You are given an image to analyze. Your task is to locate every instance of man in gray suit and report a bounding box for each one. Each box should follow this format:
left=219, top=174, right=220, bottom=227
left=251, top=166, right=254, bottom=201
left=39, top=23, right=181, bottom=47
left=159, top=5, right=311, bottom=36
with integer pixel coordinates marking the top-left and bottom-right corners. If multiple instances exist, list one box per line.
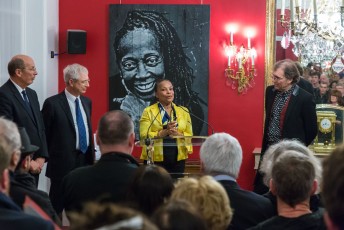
left=42, top=63, right=94, bottom=214
left=0, top=55, right=48, bottom=184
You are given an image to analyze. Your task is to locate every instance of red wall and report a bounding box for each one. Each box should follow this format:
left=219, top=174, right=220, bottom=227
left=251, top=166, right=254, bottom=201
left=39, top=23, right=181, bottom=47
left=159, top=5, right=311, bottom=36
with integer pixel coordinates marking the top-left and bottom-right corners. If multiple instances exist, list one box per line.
left=59, top=0, right=267, bottom=190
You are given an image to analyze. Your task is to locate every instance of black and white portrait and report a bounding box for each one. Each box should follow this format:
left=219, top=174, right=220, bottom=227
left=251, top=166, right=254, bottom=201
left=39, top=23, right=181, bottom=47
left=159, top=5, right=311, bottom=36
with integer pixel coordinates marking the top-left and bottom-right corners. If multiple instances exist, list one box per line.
left=109, top=5, right=210, bottom=138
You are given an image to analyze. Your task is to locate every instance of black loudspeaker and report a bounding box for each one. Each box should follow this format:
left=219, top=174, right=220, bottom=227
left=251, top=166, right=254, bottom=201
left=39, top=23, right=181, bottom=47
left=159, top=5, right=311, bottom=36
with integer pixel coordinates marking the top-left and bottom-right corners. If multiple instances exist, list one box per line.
left=67, top=30, right=87, bottom=54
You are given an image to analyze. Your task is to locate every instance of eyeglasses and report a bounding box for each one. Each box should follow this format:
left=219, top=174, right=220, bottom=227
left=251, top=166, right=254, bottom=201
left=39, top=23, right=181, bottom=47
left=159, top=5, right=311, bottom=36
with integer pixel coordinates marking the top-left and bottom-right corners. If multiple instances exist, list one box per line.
left=271, top=74, right=285, bottom=81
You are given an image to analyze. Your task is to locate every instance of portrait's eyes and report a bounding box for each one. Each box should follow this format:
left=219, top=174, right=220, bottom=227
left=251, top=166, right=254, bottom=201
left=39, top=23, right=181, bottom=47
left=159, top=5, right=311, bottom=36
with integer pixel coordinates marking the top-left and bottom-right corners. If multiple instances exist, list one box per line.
left=144, top=55, right=162, bottom=67
left=121, top=60, right=137, bottom=71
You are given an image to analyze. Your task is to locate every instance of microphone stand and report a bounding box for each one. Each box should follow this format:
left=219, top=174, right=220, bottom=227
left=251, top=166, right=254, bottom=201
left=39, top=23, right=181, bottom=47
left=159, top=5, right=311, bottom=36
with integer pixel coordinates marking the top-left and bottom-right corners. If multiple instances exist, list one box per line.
left=176, top=105, right=215, bottom=134
left=144, top=105, right=162, bottom=165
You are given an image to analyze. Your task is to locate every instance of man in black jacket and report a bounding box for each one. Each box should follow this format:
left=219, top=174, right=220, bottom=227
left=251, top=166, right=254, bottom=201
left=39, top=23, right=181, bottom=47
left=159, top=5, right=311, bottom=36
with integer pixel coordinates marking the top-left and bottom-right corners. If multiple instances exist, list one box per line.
left=61, top=110, right=139, bottom=213
left=200, top=132, right=275, bottom=230
left=254, top=59, right=318, bottom=194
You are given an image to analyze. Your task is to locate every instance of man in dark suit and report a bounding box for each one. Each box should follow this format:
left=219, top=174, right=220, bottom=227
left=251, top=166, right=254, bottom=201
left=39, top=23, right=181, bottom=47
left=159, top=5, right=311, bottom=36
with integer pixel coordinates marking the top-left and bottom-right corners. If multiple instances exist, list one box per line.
left=0, top=55, right=48, bottom=184
left=0, top=117, right=54, bottom=229
left=254, top=59, right=318, bottom=194
left=61, top=110, right=139, bottom=213
left=200, top=132, right=275, bottom=230
left=41, top=63, right=94, bottom=214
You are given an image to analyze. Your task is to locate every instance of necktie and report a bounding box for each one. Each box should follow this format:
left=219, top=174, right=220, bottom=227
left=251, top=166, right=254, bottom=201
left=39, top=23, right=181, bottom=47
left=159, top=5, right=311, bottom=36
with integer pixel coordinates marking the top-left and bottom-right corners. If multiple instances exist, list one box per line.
left=75, top=98, right=87, bottom=153
left=21, top=90, right=30, bottom=108
left=21, top=90, right=33, bottom=117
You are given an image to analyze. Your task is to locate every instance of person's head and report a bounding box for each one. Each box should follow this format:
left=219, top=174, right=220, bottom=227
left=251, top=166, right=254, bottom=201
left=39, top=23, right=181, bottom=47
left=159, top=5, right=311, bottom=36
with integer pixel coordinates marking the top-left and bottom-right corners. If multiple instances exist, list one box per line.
left=335, top=83, right=344, bottom=96
left=309, top=70, right=321, bottom=87
left=126, top=165, right=174, bottom=216
left=69, top=202, right=158, bottom=230
left=272, top=59, right=300, bottom=92
left=63, top=63, right=90, bottom=97
left=260, top=139, right=322, bottom=193
left=322, top=145, right=344, bottom=229
left=329, top=89, right=343, bottom=105
left=294, top=61, right=304, bottom=77
left=270, top=150, right=317, bottom=208
left=152, top=199, right=207, bottom=230
left=113, top=10, right=195, bottom=105
left=200, top=132, right=242, bottom=178
left=96, top=110, right=135, bottom=154
left=319, top=82, right=329, bottom=96
left=0, top=118, right=21, bottom=195
left=15, top=127, right=39, bottom=173
left=329, top=80, right=338, bottom=90
left=7, top=54, right=38, bottom=88
left=154, top=79, right=174, bottom=106
left=170, top=176, right=232, bottom=230
left=320, top=73, right=330, bottom=85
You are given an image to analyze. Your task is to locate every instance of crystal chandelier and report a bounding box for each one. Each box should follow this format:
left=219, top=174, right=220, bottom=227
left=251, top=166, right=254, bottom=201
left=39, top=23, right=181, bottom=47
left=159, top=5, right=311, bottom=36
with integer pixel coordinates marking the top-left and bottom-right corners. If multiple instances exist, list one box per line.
left=278, top=0, right=344, bottom=70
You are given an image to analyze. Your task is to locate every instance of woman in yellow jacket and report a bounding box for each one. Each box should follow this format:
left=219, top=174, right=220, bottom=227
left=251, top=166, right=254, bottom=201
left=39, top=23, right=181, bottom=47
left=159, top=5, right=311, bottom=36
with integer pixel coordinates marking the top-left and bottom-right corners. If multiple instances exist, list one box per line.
left=140, top=79, right=193, bottom=176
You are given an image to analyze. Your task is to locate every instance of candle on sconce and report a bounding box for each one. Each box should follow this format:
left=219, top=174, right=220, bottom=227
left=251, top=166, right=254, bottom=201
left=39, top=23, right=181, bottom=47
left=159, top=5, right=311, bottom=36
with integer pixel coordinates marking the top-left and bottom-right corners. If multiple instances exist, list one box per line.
left=313, top=0, right=317, bottom=16
left=228, top=53, right=231, bottom=67
left=290, top=0, right=295, bottom=21
left=281, top=0, right=285, bottom=15
left=295, top=0, right=300, bottom=7
left=248, top=36, right=251, bottom=49
left=230, top=31, right=234, bottom=45
left=251, top=48, right=256, bottom=66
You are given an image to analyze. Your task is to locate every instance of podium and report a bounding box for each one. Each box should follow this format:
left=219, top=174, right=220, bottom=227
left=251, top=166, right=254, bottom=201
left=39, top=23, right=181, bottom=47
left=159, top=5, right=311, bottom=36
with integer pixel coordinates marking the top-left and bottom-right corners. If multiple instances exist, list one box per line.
left=135, top=136, right=208, bottom=165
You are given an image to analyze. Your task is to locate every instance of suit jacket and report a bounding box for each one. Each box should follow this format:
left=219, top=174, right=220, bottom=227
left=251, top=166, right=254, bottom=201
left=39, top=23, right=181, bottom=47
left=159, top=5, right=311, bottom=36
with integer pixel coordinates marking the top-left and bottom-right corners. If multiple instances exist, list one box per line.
left=0, top=80, right=48, bottom=159
left=42, top=91, right=94, bottom=180
left=0, top=192, right=54, bottom=230
left=61, top=152, right=139, bottom=212
left=219, top=180, right=275, bottom=230
left=297, top=77, right=314, bottom=96
left=139, top=102, right=193, bottom=162
left=9, top=172, right=60, bottom=224
left=262, top=85, right=318, bottom=153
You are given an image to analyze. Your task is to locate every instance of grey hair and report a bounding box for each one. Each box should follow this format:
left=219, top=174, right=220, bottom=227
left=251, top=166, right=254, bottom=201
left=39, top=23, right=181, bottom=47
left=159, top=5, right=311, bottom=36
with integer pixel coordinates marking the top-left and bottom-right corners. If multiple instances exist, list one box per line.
left=0, top=117, right=21, bottom=176
left=63, top=63, right=88, bottom=84
left=200, top=132, right=242, bottom=178
left=260, top=139, right=322, bottom=193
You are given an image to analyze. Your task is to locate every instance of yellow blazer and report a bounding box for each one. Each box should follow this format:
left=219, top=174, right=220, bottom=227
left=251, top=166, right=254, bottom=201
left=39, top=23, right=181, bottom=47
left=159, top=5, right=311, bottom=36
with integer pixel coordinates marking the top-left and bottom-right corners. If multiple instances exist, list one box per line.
left=140, top=102, right=193, bottom=162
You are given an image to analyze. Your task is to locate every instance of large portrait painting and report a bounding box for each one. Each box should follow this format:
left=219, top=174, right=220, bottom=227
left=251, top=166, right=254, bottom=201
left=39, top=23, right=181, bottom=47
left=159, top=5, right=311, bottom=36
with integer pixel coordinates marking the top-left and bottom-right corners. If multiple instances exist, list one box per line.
left=109, top=5, right=210, bottom=139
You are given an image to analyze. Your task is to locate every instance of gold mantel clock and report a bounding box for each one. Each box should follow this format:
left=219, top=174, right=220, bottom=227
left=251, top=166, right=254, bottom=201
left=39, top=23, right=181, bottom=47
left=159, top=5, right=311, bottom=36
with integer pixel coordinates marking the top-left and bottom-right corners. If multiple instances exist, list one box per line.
left=313, top=111, right=337, bottom=153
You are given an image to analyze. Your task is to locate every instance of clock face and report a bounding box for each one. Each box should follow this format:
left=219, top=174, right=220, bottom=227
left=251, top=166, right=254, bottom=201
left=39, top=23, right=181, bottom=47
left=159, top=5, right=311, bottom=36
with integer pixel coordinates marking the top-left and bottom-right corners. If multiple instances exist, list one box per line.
left=320, top=118, right=332, bottom=130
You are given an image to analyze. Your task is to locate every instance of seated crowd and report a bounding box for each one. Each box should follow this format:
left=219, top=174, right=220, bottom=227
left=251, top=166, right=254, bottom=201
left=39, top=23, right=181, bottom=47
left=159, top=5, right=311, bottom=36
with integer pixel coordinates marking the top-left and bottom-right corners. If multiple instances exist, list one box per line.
left=1, top=109, right=344, bottom=230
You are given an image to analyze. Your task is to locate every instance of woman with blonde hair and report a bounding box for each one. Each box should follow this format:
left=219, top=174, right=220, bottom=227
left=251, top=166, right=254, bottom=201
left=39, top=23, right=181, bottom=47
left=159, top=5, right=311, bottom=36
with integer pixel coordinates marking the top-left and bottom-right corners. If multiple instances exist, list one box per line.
left=170, top=176, right=233, bottom=230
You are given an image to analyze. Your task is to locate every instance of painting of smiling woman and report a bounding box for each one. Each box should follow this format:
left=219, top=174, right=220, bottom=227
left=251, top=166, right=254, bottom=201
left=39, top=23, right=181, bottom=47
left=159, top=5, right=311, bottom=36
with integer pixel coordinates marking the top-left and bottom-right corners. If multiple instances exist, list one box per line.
left=109, top=5, right=210, bottom=139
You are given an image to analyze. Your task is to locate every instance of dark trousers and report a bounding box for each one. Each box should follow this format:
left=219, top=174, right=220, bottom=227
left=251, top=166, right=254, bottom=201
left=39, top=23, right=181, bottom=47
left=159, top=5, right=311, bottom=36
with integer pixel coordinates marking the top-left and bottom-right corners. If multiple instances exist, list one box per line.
left=49, top=178, right=63, bottom=214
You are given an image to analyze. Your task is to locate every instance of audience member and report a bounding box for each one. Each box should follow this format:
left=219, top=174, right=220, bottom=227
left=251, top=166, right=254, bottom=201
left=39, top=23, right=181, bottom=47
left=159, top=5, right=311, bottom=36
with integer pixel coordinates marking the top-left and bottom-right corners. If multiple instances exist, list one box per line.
left=249, top=151, right=326, bottom=230
left=61, top=110, right=139, bottom=213
left=314, top=82, right=329, bottom=104
left=0, top=55, right=48, bottom=185
left=42, top=63, right=94, bottom=214
left=295, top=61, right=314, bottom=95
left=309, top=70, right=321, bottom=90
left=322, top=145, right=344, bottom=229
left=126, top=165, right=174, bottom=216
left=329, top=89, right=344, bottom=106
left=320, top=73, right=330, bottom=85
left=200, top=132, right=274, bottom=230
left=152, top=199, right=207, bottom=230
left=335, top=83, right=344, bottom=99
left=0, top=117, right=54, bottom=229
left=254, top=59, right=317, bottom=194
left=259, top=139, right=323, bottom=213
left=10, top=127, right=60, bottom=225
left=69, top=202, right=158, bottom=230
left=329, top=80, right=337, bottom=90
left=170, top=175, right=233, bottom=230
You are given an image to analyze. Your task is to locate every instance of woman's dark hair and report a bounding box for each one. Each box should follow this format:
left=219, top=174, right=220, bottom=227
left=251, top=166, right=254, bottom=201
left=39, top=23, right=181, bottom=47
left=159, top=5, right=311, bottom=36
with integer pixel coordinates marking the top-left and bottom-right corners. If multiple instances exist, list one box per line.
left=329, top=89, right=344, bottom=106
left=126, top=165, right=174, bottom=216
left=113, top=10, right=197, bottom=107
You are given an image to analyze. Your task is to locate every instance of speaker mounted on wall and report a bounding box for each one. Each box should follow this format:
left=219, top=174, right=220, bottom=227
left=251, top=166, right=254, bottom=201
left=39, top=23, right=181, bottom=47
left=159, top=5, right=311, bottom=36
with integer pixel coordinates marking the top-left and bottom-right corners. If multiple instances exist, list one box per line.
left=67, top=29, right=87, bottom=54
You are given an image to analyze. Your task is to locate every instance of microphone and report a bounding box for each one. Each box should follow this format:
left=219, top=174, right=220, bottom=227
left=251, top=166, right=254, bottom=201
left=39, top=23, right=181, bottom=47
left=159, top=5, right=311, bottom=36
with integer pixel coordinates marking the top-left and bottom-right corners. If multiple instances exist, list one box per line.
left=144, top=104, right=162, bottom=146
left=176, top=104, right=215, bottom=135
